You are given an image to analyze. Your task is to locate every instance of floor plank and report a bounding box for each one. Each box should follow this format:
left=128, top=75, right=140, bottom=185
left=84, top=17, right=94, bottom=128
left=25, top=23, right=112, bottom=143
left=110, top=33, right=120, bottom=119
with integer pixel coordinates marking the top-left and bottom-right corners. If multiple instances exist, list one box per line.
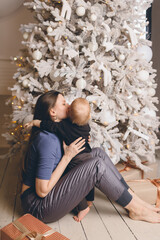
left=113, top=202, right=160, bottom=240
left=58, top=213, right=87, bottom=240
left=81, top=204, right=112, bottom=240
left=93, top=189, right=137, bottom=240
left=0, top=152, right=21, bottom=228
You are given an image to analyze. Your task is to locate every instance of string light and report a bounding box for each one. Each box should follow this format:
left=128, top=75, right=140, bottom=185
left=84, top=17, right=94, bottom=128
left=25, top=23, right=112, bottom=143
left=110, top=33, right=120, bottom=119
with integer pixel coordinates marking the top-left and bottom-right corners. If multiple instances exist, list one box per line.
left=12, top=121, right=17, bottom=124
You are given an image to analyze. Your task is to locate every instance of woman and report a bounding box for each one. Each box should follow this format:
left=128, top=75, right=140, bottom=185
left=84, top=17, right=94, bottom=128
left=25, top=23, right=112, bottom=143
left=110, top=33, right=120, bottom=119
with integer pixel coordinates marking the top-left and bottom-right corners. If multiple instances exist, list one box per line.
left=21, top=90, right=160, bottom=223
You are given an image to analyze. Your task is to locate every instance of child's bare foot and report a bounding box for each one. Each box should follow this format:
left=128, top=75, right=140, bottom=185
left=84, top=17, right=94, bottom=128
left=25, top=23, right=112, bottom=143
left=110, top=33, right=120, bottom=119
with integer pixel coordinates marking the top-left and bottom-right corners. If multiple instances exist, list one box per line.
left=87, top=201, right=93, bottom=207
left=128, top=189, right=160, bottom=212
left=73, top=207, right=90, bottom=222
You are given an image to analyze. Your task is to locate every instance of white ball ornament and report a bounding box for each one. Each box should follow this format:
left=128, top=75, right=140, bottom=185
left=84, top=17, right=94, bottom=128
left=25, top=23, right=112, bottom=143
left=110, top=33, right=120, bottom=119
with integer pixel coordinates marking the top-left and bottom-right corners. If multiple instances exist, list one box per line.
left=90, top=13, right=97, bottom=21
left=32, top=50, right=42, bottom=61
left=22, top=79, right=30, bottom=88
left=118, top=54, right=125, bottom=61
left=100, top=110, right=116, bottom=124
left=137, top=45, right=153, bottom=62
left=76, top=78, right=87, bottom=89
left=147, top=88, right=156, bottom=96
left=141, top=107, right=156, bottom=117
left=136, top=88, right=143, bottom=95
left=137, top=70, right=149, bottom=81
left=23, top=114, right=34, bottom=126
left=76, top=6, right=85, bottom=16
left=23, top=32, right=29, bottom=40
left=88, top=42, right=98, bottom=52
left=47, top=26, right=53, bottom=34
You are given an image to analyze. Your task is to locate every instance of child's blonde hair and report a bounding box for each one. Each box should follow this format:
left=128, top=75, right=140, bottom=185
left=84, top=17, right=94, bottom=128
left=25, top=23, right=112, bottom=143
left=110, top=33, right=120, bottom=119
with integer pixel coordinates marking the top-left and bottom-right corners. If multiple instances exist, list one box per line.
left=68, top=98, right=91, bottom=126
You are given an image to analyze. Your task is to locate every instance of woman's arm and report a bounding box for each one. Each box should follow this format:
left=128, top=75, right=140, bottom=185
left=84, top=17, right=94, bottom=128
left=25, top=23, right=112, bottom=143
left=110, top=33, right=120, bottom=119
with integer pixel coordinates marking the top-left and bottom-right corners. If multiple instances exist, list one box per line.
left=35, top=137, right=85, bottom=198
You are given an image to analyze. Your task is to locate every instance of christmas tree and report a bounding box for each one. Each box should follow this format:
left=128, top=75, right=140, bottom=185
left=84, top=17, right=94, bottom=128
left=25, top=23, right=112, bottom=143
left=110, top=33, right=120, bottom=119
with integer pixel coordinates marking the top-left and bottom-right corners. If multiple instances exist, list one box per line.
left=3, top=0, right=159, bottom=171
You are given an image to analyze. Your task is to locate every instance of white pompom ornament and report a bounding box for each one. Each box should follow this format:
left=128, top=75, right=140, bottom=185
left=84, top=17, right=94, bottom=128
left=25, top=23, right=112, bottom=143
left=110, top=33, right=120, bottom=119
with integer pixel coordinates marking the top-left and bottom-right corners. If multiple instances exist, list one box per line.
left=76, top=6, right=85, bottom=16
left=118, top=54, right=125, bottom=61
left=100, top=110, right=116, bottom=125
left=88, top=42, right=98, bottom=52
left=22, top=79, right=30, bottom=88
left=23, top=32, right=29, bottom=40
left=23, top=114, right=34, bottom=125
left=47, top=26, right=53, bottom=34
left=137, top=70, right=149, bottom=81
left=32, top=50, right=42, bottom=61
left=76, top=78, right=86, bottom=89
left=90, top=13, right=97, bottom=21
left=137, top=45, right=153, bottom=62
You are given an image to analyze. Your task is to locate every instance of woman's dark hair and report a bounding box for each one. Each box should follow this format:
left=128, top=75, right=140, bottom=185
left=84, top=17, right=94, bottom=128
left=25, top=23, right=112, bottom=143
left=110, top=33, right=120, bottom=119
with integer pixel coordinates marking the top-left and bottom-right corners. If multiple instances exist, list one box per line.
left=19, top=90, right=61, bottom=193
left=31, top=90, right=60, bottom=140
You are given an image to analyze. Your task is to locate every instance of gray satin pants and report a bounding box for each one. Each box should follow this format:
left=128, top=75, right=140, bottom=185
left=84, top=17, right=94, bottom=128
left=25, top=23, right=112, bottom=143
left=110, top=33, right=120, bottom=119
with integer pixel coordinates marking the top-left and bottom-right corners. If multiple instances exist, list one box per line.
left=21, top=147, right=132, bottom=223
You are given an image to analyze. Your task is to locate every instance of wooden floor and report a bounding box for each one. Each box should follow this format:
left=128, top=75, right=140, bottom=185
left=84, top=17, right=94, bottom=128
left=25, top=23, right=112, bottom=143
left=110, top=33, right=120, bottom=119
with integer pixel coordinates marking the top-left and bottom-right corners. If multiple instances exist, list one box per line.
left=0, top=148, right=160, bottom=240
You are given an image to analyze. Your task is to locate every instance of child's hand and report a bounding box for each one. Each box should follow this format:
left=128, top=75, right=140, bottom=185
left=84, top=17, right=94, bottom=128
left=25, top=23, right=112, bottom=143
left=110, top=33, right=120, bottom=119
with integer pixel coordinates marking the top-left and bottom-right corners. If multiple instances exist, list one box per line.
left=24, top=120, right=34, bottom=129
left=24, top=119, right=41, bottom=129
left=88, top=135, right=91, bottom=143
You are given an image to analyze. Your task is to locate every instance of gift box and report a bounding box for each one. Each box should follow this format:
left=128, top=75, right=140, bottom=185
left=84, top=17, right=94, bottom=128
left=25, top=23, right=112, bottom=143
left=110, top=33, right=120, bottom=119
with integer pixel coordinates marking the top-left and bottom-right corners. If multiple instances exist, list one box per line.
left=0, top=214, right=70, bottom=240
left=116, top=161, right=158, bottom=181
left=127, top=179, right=160, bottom=207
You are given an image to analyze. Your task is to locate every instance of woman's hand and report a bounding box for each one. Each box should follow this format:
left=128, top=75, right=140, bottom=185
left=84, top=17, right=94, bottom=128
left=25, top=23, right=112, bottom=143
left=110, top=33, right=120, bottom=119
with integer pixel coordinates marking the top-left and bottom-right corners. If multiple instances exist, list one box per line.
left=63, top=137, right=85, bottom=162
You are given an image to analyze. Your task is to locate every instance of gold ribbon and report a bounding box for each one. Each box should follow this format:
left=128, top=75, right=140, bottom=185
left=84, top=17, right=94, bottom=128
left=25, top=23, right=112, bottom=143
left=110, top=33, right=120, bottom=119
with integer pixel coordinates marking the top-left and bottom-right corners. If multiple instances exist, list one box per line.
left=118, top=160, right=148, bottom=179
left=150, top=179, right=160, bottom=208
left=128, top=178, right=160, bottom=208
left=13, top=219, right=55, bottom=240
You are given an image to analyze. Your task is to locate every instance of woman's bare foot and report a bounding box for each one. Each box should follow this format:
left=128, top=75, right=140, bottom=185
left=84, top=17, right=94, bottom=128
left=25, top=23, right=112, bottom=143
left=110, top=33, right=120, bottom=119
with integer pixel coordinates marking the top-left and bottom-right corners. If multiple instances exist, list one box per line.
left=73, top=207, right=90, bottom=222
left=125, top=197, right=160, bottom=223
left=128, top=188, right=160, bottom=212
left=87, top=201, right=93, bottom=207
left=129, top=206, right=160, bottom=223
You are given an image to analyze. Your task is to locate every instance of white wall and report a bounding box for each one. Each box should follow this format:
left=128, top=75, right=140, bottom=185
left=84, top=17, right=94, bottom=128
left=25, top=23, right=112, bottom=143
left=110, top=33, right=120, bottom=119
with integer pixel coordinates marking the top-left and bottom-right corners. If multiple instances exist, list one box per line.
left=152, top=0, right=160, bottom=115
left=0, top=4, right=34, bottom=94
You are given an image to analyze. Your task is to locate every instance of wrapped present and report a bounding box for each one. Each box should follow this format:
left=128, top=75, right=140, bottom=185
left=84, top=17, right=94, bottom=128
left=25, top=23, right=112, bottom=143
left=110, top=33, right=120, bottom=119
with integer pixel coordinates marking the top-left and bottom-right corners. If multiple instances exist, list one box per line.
left=127, top=179, right=160, bottom=207
left=0, top=214, right=70, bottom=240
left=116, top=161, right=158, bottom=181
